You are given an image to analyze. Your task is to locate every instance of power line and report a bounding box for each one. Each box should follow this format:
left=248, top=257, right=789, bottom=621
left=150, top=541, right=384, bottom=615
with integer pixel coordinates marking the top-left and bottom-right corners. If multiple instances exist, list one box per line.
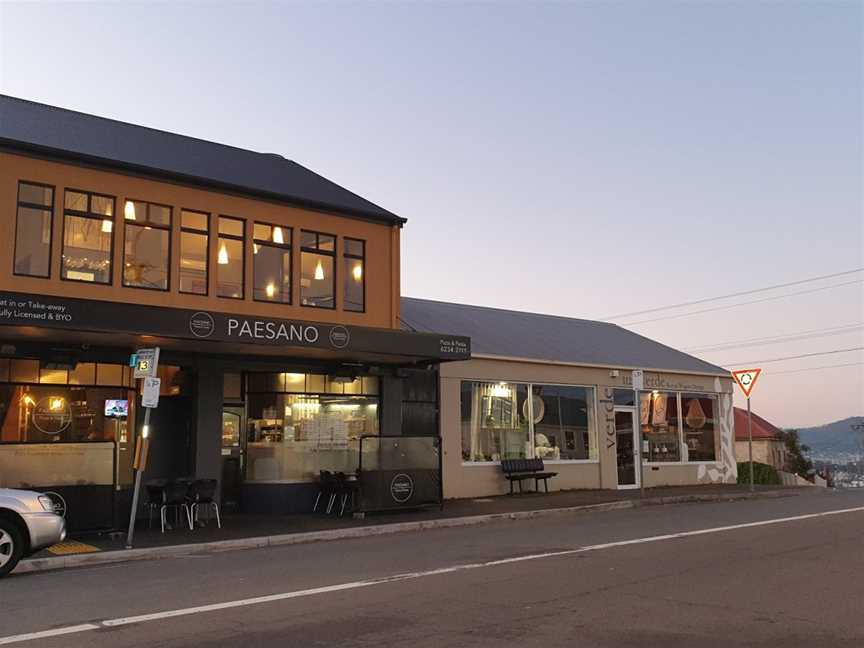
left=767, top=362, right=864, bottom=376
left=601, top=267, right=863, bottom=321
left=686, top=323, right=864, bottom=353
left=618, top=279, right=864, bottom=326
left=724, top=346, right=864, bottom=367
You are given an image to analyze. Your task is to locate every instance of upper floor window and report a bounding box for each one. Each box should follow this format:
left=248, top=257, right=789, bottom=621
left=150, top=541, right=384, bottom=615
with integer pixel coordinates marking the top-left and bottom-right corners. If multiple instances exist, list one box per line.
left=343, top=238, right=365, bottom=312
left=179, top=209, right=209, bottom=295
left=217, top=216, right=245, bottom=299
left=253, top=222, right=292, bottom=303
left=62, top=190, right=114, bottom=284
left=300, top=230, right=335, bottom=309
left=14, top=182, right=54, bottom=278
left=122, top=200, right=171, bottom=291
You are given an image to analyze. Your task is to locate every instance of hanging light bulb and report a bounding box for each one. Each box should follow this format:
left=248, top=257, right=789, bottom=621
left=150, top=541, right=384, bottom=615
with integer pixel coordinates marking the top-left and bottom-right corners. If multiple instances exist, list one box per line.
left=101, top=219, right=113, bottom=233
left=273, top=227, right=284, bottom=244
left=218, top=243, right=229, bottom=265
left=253, top=243, right=259, bottom=255
left=314, top=259, right=324, bottom=280
left=265, top=282, right=275, bottom=298
left=352, top=262, right=362, bottom=282
left=124, top=201, right=136, bottom=220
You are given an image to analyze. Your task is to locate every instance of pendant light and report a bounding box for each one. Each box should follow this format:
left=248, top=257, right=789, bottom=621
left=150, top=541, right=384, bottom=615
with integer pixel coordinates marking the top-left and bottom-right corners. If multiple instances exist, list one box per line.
left=314, top=259, right=324, bottom=280
left=218, top=243, right=229, bottom=265
left=101, top=219, right=113, bottom=233
left=273, top=227, right=284, bottom=244
left=265, top=282, right=275, bottom=298
left=352, top=262, right=362, bottom=281
left=124, top=201, right=136, bottom=220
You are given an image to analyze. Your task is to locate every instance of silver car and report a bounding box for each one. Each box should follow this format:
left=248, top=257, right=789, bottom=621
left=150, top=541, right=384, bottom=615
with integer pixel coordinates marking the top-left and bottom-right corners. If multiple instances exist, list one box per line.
left=0, top=488, right=67, bottom=577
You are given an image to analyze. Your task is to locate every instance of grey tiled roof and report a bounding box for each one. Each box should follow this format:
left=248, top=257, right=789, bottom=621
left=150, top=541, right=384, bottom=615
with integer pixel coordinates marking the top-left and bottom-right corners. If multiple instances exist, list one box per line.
left=400, top=297, right=729, bottom=376
left=0, top=95, right=403, bottom=225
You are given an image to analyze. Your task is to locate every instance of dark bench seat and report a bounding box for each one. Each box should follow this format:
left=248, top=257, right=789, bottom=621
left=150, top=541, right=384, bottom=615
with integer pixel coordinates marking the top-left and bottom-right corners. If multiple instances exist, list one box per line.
left=500, top=458, right=558, bottom=494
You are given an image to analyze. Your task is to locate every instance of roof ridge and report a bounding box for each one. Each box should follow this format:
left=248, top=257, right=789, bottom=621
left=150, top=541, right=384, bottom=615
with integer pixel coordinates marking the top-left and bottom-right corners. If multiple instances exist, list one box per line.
left=0, top=94, right=290, bottom=163
left=401, top=295, right=611, bottom=326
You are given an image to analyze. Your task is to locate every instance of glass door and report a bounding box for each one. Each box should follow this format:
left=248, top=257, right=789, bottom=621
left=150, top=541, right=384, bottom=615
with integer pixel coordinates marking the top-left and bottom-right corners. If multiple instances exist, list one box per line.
left=221, top=407, right=244, bottom=508
left=614, top=409, right=640, bottom=489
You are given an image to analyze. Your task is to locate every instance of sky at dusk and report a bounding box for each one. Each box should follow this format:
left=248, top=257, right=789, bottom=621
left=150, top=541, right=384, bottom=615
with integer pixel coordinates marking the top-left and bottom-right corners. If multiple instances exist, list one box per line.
left=1, top=1, right=861, bottom=428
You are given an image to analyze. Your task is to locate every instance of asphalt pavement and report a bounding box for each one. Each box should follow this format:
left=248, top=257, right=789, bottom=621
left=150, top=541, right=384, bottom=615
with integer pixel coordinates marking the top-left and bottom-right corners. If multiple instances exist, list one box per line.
left=1, top=488, right=862, bottom=647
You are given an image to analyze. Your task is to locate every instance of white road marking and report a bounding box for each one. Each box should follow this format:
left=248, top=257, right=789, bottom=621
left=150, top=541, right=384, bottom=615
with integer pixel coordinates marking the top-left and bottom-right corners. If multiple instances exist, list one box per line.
left=1, top=504, right=862, bottom=645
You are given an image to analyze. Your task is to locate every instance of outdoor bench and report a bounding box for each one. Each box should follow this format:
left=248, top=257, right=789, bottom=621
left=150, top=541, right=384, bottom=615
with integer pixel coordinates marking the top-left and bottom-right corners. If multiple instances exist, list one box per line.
left=500, top=458, right=558, bottom=494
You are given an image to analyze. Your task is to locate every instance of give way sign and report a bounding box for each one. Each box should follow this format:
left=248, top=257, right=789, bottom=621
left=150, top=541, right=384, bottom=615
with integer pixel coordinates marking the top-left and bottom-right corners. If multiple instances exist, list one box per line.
left=732, top=368, right=762, bottom=398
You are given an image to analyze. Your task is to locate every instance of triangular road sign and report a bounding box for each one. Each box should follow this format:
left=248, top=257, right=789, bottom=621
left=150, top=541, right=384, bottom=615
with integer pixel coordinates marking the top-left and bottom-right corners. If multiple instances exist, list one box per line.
left=732, top=368, right=762, bottom=398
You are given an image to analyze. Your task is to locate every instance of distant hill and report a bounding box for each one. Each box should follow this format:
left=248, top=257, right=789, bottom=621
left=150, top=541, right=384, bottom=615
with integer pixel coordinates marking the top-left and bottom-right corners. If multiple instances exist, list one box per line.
left=794, top=417, right=864, bottom=456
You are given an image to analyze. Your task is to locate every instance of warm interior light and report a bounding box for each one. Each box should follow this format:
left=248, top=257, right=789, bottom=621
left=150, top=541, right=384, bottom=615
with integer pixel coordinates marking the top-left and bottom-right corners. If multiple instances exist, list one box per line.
left=22, top=395, right=35, bottom=407
left=273, top=227, right=284, bottom=244
left=314, top=260, right=324, bottom=280
left=101, top=219, right=113, bottom=233
left=142, top=424, right=150, bottom=439
left=49, top=397, right=64, bottom=411
left=218, top=243, right=229, bottom=265
left=253, top=243, right=259, bottom=255
left=265, top=282, right=275, bottom=298
left=352, top=262, right=363, bottom=282
left=124, top=201, right=136, bottom=220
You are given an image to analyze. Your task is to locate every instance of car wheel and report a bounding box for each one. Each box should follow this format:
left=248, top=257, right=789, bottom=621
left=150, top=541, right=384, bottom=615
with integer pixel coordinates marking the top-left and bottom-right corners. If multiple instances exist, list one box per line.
left=0, top=519, right=25, bottom=578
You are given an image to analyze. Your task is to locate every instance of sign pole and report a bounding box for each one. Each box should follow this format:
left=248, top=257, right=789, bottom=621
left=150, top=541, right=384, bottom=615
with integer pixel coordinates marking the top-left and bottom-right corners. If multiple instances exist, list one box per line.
left=125, top=405, right=150, bottom=548
left=631, top=370, right=645, bottom=497
left=747, top=396, right=754, bottom=493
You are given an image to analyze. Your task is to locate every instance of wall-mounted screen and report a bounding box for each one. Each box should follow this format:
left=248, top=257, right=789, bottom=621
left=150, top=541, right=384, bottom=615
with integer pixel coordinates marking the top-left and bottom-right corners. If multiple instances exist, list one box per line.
left=104, top=399, right=129, bottom=418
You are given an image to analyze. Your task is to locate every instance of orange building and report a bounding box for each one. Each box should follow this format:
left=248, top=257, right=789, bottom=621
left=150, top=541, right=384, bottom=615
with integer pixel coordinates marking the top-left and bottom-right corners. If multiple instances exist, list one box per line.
left=0, top=96, right=469, bottom=530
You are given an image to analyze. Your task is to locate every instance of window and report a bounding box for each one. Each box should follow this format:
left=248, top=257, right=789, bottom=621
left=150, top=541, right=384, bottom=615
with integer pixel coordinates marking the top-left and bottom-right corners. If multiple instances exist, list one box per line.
left=682, top=393, right=718, bottom=461
left=244, top=372, right=379, bottom=482
left=61, top=190, right=115, bottom=283
left=343, top=237, right=365, bottom=312
left=640, top=391, right=682, bottom=462
left=461, top=381, right=598, bottom=463
left=300, top=230, right=335, bottom=308
left=122, top=200, right=171, bottom=290
left=179, top=210, right=209, bottom=295
left=217, top=216, right=245, bottom=299
left=531, top=385, right=597, bottom=460
left=14, top=182, right=54, bottom=278
left=253, top=223, right=292, bottom=303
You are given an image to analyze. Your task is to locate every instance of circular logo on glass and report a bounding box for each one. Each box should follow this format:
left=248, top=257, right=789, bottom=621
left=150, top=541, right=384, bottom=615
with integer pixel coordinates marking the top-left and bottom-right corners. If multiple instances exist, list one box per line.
left=43, top=491, right=67, bottom=518
left=390, top=473, right=414, bottom=504
left=32, top=397, right=72, bottom=435
left=329, top=325, right=350, bottom=349
left=189, top=312, right=215, bottom=338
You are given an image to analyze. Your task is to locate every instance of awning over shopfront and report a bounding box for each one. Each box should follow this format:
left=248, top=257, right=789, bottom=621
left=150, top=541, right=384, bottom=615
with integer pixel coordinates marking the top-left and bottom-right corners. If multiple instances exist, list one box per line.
left=0, top=291, right=470, bottom=365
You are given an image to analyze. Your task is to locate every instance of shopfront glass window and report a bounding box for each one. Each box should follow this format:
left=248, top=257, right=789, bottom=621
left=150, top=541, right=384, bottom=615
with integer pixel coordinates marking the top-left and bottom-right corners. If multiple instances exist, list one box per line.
left=245, top=373, right=379, bottom=482
left=460, top=381, right=531, bottom=462
left=531, top=385, right=597, bottom=460
left=14, top=182, right=54, bottom=278
left=343, top=238, right=365, bottom=312
left=253, top=222, right=292, bottom=303
left=61, top=190, right=114, bottom=284
left=640, top=391, right=681, bottom=462
left=180, top=210, right=209, bottom=295
left=217, top=216, right=245, bottom=299
left=123, top=200, right=171, bottom=290
left=300, top=231, right=335, bottom=309
left=681, top=393, right=718, bottom=461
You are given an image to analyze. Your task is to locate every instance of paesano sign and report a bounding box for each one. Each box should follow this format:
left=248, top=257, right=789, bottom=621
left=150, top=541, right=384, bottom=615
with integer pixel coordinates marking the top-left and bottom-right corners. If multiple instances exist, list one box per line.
left=0, top=292, right=471, bottom=361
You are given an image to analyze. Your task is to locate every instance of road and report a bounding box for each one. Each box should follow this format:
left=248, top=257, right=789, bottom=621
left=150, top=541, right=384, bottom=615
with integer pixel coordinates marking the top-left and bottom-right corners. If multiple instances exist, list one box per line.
left=1, top=489, right=862, bottom=647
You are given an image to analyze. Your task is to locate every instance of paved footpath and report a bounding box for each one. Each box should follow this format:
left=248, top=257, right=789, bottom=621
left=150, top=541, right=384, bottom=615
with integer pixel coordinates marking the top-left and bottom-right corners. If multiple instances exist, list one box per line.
left=1, top=489, right=862, bottom=647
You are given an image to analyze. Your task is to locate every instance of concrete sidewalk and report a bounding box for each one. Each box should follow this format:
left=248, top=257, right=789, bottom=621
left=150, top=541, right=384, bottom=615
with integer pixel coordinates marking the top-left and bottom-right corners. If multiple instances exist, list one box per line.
left=17, top=484, right=807, bottom=575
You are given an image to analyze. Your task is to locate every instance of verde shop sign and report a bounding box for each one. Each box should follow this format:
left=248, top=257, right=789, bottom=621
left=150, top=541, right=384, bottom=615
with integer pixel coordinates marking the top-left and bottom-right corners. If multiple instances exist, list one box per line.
left=0, top=292, right=470, bottom=361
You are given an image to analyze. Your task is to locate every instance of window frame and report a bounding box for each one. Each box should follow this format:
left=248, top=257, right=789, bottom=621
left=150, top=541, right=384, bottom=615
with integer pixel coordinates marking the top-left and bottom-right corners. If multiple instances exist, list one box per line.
left=343, top=237, right=366, bottom=313
left=13, top=181, right=55, bottom=279
left=459, top=379, right=600, bottom=466
left=216, top=215, right=246, bottom=300
left=300, top=229, right=337, bottom=310
left=179, top=209, right=210, bottom=296
left=60, top=188, right=116, bottom=285
left=121, top=199, right=173, bottom=292
left=252, top=221, right=293, bottom=305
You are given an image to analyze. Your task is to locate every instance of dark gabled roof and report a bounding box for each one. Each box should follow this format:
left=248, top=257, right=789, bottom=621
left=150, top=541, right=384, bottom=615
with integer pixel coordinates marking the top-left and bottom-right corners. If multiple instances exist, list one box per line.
left=400, top=297, right=730, bottom=376
left=0, top=94, right=403, bottom=225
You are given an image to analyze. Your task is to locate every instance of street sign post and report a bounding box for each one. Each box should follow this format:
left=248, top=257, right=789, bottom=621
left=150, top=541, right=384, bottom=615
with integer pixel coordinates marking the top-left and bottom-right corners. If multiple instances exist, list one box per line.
left=126, top=348, right=160, bottom=548
left=632, top=370, right=645, bottom=497
left=732, top=368, right=762, bottom=493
